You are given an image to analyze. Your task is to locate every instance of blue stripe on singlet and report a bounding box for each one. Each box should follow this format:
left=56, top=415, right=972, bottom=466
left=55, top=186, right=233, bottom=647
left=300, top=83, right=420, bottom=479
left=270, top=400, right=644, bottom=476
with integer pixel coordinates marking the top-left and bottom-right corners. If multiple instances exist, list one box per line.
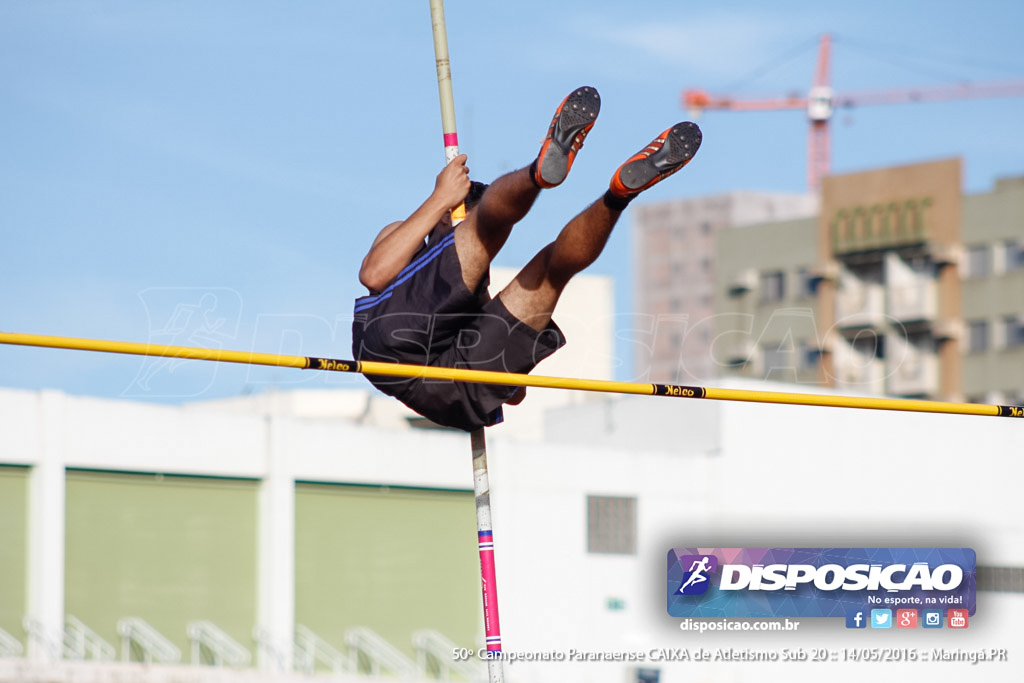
left=354, top=231, right=456, bottom=313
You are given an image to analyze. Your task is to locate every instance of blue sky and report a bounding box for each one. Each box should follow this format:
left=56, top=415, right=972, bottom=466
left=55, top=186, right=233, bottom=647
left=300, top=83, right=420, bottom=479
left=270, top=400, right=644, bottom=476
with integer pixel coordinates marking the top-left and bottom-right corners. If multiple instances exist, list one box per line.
left=2, top=1, right=1023, bottom=402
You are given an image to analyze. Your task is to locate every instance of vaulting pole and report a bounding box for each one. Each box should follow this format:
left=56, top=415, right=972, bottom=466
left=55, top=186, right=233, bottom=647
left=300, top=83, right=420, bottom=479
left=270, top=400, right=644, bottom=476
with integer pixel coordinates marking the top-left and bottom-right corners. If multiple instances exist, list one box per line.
left=428, top=3, right=504, bottom=681
left=1, top=332, right=1022, bottom=420
left=469, top=428, right=503, bottom=681
left=429, top=0, right=466, bottom=224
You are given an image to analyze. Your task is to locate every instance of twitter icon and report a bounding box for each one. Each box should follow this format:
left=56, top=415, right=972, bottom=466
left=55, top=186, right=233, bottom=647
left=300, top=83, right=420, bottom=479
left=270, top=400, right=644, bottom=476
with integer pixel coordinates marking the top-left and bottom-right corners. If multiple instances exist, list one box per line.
left=870, top=609, right=893, bottom=629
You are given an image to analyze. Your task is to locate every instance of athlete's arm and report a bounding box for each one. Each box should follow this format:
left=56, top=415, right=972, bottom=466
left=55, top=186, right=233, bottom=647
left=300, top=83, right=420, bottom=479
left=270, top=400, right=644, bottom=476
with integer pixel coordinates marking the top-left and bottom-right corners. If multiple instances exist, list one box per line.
left=359, top=154, right=471, bottom=293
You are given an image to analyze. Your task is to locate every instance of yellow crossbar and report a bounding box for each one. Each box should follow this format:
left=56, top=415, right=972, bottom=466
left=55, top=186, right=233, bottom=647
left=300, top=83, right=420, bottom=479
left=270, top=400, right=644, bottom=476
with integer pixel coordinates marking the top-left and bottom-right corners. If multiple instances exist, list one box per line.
left=1, top=332, right=1021, bottom=420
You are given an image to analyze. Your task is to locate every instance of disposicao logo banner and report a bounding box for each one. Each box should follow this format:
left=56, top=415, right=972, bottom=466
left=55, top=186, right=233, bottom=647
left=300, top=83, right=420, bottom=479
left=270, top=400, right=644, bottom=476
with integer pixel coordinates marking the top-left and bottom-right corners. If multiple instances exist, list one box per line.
left=667, top=548, right=976, bottom=618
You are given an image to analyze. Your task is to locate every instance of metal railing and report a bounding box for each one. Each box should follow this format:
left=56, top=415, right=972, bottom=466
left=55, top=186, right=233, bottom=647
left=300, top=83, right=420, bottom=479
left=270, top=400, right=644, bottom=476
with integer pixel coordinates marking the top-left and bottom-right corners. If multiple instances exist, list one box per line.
left=186, top=620, right=250, bottom=667
left=116, top=617, right=181, bottom=664
left=22, top=618, right=61, bottom=660
left=0, top=627, right=23, bottom=658
left=345, top=626, right=416, bottom=678
left=252, top=626, right=289, bottom=672
left=412, top=629, right=484, bottom=681
left=293, top=624, right=351, bottom=674
left=63, top=616, right=115, bottom=661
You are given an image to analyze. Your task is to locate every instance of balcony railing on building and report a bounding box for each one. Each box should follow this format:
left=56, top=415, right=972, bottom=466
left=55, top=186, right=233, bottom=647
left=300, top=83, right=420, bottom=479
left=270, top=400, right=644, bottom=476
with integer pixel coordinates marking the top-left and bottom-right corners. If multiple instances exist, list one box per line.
left=723, top=338, right=757, bottom=370
left=830, top=335, right=885, bottom=395
left=886, top=253, right=938, bottom=324
left=727, top=268, right=757, bottom=297
left=835, top=270, right=886, bottom=330
left=886, top=335, right=940, bottom=397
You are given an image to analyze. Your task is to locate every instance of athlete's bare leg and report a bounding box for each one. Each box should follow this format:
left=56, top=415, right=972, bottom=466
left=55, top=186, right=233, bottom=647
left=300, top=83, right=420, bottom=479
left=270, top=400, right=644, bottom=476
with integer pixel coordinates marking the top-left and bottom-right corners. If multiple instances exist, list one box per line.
left=453, top=86, right=601, bottom=294
left=453, top=166, right=539, bottom=293
left=499, top=120, right=703, bottom=332
left=497, top=200, right=620, bottom=332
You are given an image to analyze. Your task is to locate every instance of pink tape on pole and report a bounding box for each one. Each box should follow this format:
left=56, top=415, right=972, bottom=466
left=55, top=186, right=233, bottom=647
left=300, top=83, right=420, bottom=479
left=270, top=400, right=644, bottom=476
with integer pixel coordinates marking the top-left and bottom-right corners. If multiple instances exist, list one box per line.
left=443, top=132, right=459, bottom=147
left=478, top=530, right=502, bottom=651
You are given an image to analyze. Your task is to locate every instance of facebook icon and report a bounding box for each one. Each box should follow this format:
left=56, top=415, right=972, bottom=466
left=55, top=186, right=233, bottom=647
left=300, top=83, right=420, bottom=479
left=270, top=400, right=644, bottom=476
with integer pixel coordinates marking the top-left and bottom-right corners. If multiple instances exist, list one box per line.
left=846, top=610, right=867, bottom=629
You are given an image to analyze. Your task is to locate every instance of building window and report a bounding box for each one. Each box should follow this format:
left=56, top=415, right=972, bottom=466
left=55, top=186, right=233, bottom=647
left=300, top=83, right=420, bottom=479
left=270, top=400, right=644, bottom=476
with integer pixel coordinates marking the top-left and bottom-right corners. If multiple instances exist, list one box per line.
left=1005, top=240, right=1024, bottom=272
left=967, top=320, right=989, bottom=354
left=976, top=566, right=1024, bottom=593
left=852, top=331, right=885, bottom=360
left=587, top=495, right=637, bottom=555
left=967, top=244, right=990, bottom=278
left=763, top=347, right=790, bottom=374
left=799, top=341, right=823, bottom=370
left=795, top=267, right=820, bottom=298
left=1004, top=316, right=1024, bottom=349
left=759, top=270, right=785, bottom=303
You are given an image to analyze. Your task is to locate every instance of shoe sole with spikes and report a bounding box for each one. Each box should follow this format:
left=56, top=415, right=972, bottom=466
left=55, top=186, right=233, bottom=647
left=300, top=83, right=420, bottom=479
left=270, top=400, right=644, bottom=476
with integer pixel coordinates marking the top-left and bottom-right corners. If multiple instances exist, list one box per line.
left=609, top=122, right=702, bottom=197
left=534, top=86, right=601, bottom=189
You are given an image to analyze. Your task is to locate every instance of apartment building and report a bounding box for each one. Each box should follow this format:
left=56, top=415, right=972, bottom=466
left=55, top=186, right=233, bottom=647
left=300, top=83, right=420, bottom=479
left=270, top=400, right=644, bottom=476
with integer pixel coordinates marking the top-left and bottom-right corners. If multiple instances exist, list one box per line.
left=635, top=158, right=1024, bottom=404
left=631, top=192, right=818, bottom=382
left=961, top=175, right=1024, bottom=403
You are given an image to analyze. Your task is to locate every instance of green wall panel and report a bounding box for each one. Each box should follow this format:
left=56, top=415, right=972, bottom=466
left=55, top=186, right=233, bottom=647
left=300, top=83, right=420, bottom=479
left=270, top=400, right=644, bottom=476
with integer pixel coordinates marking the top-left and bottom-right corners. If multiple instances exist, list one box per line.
left=295, top=483, right=481, bottom=665
left=64, top=471, right=258, bottom=663
left=0, top=466, right=28, bottom=649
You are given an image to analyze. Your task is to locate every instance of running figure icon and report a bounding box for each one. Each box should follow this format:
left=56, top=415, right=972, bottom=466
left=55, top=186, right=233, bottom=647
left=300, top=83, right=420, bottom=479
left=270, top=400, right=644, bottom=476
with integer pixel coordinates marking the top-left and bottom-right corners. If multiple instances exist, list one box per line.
left=678, top=556, right=713, bottom=593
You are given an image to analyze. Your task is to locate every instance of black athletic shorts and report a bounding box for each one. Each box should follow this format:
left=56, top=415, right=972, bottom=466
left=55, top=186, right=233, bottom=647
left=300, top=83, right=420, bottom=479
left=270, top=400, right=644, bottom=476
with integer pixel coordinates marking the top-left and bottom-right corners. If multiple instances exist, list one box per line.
left=352, top=224, right=565, bottom=432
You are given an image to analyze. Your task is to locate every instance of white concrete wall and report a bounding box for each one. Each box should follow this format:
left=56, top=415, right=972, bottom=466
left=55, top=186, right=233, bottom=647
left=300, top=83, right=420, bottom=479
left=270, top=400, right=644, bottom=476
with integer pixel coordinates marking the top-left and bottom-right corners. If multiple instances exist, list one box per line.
left=496, top=378, right=1023, bottom=683
left=489, top=268, right=616, bottom=441
left=0, top=387, right=473, bottom=677
left=1, top=383, right=1022, bottom=683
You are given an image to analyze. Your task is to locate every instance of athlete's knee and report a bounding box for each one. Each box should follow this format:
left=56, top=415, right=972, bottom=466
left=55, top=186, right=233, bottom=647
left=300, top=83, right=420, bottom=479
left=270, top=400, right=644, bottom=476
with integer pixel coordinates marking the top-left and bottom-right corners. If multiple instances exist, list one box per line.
left=547, top=244, right=599, bottom=288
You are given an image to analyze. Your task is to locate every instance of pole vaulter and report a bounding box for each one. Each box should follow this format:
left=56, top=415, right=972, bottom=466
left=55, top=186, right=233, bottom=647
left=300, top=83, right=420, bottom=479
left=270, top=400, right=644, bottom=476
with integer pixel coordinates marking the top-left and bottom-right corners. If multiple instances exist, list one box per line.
left=1, top=332, right=1021, bottom=420
left=4, top=6, right=1017, bottom=683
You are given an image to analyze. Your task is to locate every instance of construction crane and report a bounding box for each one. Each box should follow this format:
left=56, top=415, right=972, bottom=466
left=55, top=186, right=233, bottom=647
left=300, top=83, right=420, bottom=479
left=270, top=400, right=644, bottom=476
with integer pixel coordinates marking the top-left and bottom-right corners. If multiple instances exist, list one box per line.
left=683, top=34, right=1024, bottom=193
